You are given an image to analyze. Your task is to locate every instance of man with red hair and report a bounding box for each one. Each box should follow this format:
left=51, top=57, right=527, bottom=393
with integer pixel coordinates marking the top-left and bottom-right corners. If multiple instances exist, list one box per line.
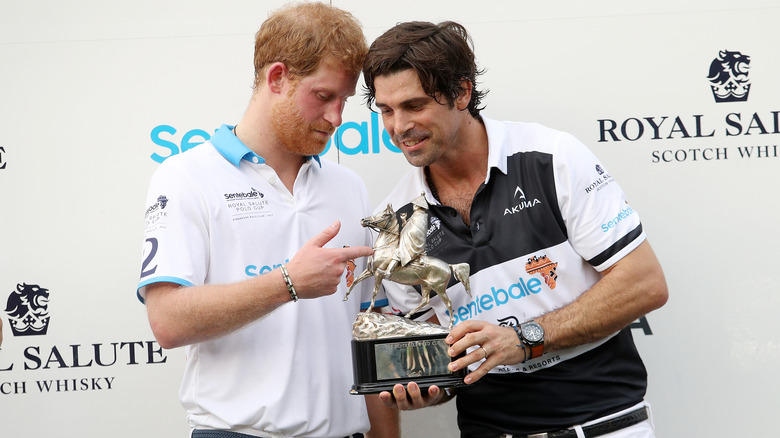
left=138, top=3, right=398, bottom=437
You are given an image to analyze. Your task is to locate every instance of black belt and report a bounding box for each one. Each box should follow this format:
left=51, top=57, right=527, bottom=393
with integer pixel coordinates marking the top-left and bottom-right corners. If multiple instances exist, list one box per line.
left=192, top=430, right=363, bottom=438
left=498, top=407, right=649, bottom=438
left=193, top=431, right=257, bottom=438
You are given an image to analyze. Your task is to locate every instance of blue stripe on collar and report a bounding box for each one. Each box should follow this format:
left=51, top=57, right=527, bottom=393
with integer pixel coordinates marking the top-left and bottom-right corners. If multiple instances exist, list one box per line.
left=211, top=124, right=263, bottom=166
left=211, top=124, right=323, bottom=168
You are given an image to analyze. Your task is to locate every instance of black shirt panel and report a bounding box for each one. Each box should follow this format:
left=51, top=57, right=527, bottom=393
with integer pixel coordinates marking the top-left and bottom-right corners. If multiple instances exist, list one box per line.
left=456, top=329, right=648, bottom=437
left=398, top=151, right=569, bottom=279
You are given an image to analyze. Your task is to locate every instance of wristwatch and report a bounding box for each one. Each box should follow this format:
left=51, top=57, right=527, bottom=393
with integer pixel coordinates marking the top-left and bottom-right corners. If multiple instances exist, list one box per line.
left=519, top=320, right=545, bottom=360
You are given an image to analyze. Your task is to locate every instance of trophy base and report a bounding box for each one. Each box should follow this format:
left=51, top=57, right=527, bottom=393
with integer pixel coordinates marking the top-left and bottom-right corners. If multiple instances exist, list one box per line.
left=350, top=375, right=465, bottom=395
left=349, top=333, right=466, bottom=395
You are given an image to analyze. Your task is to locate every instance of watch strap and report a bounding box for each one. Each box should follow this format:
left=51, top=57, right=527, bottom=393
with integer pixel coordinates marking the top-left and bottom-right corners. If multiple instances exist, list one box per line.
left=528, top=343, right=544, bottom=359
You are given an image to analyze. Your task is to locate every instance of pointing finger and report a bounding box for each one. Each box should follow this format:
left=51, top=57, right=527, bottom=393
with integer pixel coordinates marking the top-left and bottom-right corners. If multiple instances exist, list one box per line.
left=337, top=245, right=374, bottom=261
left=306, top=221, right=341, bottom=248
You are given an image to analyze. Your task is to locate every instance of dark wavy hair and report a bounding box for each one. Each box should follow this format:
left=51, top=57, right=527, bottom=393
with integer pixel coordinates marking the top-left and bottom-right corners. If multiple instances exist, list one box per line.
left=363, top=21, right=487, bottom=117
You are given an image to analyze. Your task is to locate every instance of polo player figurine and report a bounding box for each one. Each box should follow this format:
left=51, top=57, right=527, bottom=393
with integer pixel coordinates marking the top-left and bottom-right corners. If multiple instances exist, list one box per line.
left=376, top=194, right=428, bottom=278
left=344, top=193, right=471, bottom=329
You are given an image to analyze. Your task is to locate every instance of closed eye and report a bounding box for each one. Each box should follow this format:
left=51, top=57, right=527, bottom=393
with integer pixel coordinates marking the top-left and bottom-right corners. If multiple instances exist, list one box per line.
left=376, top=104, right=393, bottom=115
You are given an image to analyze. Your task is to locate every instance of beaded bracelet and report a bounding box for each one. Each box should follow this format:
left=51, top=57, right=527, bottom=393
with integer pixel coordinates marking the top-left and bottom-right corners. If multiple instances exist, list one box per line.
left=512, top=325, right=528, bottom=363
left=279, top=265, right=299, bottom=302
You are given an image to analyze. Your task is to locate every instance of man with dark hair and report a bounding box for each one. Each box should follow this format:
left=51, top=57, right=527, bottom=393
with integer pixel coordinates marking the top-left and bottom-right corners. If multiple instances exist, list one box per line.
left=137, top=3, right=398, bottom=437
left=363, top=21, right=668, bottom=437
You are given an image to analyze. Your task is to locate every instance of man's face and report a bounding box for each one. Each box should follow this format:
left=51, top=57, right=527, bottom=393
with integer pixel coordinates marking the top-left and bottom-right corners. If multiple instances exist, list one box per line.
left=272, top=59, right=359, bottom=156
left=373, top=69, right=462, bottom=168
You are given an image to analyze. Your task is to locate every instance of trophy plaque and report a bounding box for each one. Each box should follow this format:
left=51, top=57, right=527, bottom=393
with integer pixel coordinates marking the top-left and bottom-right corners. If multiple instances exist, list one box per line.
left=349, top=313, right=466, bottom=395
left=344, top=194, right=472, bottom=395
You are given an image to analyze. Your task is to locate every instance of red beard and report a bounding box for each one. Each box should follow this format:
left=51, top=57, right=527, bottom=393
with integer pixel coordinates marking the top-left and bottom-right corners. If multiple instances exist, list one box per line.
left=271, top=92, right=335, bottom=156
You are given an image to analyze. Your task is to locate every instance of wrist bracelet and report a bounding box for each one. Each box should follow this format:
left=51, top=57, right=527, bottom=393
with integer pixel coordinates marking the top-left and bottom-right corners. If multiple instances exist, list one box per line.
left=512, top=325, right=528, bottom=363
left=279, top=265, right=299, bottom=302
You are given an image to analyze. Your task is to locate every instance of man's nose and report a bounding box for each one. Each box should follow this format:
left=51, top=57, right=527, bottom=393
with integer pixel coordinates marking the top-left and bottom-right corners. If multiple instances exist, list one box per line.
left=323, top=99, right=345, bottom=127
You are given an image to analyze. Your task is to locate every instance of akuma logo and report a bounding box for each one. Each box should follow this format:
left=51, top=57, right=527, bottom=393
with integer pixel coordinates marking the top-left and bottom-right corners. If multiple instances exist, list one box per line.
left=4, top=283, right=51, bottom=336
left=708, top=50, right=751, bottom=103
left=525, top=255, right=558, bottom=289
left=504, top=186, right=541, bottom=216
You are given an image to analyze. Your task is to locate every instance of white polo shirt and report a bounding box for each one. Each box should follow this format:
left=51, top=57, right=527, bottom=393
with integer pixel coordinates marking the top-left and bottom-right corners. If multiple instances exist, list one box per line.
left=138, top=125, right=379, bottom=437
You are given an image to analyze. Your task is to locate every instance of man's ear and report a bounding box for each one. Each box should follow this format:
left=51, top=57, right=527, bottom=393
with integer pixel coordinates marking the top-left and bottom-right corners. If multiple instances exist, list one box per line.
left=265, top=62, right=288, bottom=95
left=456, top=79, right=473, bottom=111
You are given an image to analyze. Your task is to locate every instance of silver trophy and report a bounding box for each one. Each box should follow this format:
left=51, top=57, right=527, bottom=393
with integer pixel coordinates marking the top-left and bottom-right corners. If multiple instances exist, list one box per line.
left=344, top=194, right=471, bottom=394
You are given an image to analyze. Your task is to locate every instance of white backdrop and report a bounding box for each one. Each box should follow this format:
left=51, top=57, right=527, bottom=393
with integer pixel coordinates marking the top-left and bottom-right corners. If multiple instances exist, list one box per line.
left=1, top=1, right=779, bottom=436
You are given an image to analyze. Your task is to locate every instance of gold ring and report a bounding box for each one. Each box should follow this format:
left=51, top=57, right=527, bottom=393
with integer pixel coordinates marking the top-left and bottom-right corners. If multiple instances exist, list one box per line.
left=480, top=346, right=489, bottom=359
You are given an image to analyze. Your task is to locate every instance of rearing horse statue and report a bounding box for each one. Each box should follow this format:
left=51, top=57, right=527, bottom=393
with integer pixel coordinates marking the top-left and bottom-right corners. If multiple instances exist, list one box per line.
left=343, top=203, right=471, bottom=329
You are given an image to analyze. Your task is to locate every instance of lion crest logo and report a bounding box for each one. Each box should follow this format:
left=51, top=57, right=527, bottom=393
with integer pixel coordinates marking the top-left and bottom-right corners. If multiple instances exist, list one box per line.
left=707, top=50, right=751, bottom=103
left=4, top=283, right=51, bottom=336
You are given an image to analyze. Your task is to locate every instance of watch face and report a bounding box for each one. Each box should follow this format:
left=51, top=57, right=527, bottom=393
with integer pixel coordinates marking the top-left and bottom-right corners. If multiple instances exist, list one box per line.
left=521, top=323, right=543, bottom=343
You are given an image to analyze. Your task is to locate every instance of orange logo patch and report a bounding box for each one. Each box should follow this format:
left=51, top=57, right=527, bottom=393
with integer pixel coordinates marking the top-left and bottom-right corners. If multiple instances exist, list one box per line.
left=345, top=259, right=357, bottom=287
left=525, top=255, right=558, bottom=289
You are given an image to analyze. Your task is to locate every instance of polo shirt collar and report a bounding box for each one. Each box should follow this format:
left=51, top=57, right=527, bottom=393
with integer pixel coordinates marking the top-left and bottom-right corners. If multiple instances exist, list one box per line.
left=210, top=124, right=322, bottom=168
left=415, top=116, right=507, bottom=204
left=483, top=116, right=509, bottom=179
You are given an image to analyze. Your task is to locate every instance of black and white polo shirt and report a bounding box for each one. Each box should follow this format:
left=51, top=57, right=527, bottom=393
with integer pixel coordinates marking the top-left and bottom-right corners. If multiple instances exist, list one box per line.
left=379, top=117, right=648, bottom=434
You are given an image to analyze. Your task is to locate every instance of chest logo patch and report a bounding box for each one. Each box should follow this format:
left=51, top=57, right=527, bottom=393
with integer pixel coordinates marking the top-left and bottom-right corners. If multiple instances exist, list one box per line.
left=223, top=187, right=272, bottom=220
left=503, top=186, right=541, bottom=216
left=525, top=255, right=558, bottom=289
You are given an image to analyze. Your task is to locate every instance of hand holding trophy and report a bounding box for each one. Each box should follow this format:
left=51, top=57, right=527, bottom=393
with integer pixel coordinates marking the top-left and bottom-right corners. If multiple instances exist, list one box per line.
left=344, top=194, right=472, bottom=394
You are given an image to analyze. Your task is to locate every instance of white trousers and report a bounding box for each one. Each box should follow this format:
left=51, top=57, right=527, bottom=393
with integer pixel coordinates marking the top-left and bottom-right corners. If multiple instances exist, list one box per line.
left=500, top=401, right=655, bottom=438
left=570, top=402, right=654, bottom=438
